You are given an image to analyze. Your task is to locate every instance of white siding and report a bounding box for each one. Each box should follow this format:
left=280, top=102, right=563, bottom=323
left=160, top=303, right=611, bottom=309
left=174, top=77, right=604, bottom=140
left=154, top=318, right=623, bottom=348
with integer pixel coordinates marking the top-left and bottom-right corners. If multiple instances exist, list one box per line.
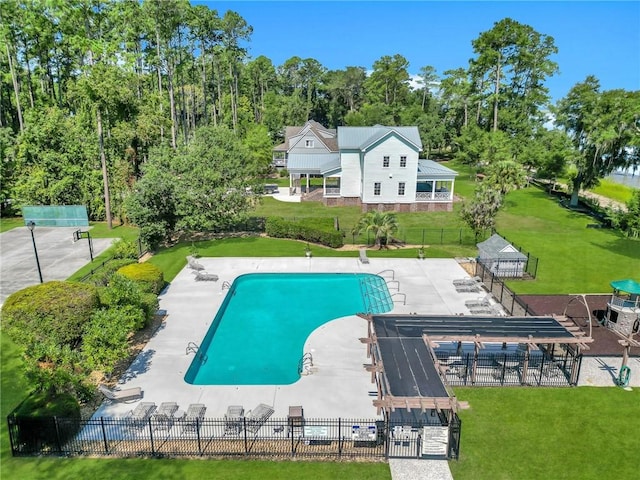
left=361, top=136, right=418, bottom=203
left=340, top=152, right=362, bottom=197
left=289, top=133, right=330, bottom=154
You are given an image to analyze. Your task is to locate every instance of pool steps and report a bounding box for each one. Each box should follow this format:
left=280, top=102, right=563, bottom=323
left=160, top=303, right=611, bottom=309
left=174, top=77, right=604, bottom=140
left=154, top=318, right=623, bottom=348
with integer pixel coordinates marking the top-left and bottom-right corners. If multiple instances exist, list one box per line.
left=186, top=341, right=208, bottom=364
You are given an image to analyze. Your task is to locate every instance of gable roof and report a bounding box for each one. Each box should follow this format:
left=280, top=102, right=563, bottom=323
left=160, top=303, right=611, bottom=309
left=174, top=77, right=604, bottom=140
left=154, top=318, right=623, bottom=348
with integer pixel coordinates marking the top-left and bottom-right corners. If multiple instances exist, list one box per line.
left=275, top=120, right=338, bottom=152
left=477, top=234, right=527, bottom=260
left=337, top=126, right=422, bottom=151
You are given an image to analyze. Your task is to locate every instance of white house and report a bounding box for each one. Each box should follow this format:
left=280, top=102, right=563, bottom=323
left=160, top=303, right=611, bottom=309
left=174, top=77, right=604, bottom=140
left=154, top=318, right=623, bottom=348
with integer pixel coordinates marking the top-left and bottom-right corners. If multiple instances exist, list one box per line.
left=272, top=121, right=458, bottom=212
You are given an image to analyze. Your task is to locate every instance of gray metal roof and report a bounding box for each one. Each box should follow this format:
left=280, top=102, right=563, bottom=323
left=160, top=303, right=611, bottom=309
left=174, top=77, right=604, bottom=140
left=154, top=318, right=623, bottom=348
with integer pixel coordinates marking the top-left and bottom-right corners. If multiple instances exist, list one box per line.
left=337, top=126, right=422, bottom=151
left=477, top=234, right=528, bottom=260
left=417, top=160, right=459, bottom=179
left=287, top=153, right=340, bottom=173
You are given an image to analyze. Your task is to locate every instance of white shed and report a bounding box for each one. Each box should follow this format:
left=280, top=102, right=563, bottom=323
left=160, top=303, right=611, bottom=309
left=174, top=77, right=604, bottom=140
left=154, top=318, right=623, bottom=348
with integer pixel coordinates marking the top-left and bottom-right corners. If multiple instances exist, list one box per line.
left=477, top=234, right=528, bottom=278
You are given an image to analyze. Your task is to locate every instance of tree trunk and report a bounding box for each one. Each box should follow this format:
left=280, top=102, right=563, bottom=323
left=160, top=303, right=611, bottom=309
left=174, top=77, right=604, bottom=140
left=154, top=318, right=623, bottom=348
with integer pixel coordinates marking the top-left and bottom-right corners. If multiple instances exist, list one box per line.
left=97, top=108, right=113, bottom=229
left=569, top=174, right=582, bottom=208
left=493, top=53, right=501, bottom=132
left=167, top=60, right=177, bottom=149
left=5, top=41, right=24, bottom=132
left=155, top=29, right=164, bottom=141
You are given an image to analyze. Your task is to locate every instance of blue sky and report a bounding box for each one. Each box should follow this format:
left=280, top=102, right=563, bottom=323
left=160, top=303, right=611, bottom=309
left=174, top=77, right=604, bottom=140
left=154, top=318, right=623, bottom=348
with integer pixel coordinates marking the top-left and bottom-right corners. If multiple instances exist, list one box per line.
left=196, top=1, right=640, bottom=103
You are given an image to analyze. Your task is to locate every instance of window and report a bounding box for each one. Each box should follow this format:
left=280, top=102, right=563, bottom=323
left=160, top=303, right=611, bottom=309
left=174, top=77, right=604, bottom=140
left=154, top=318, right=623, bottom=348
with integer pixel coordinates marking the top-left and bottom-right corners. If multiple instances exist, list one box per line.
left=398, top=182, right=405, bottom=195
left=383, top=156, right=390, bottom=167
left=374, top=182, right=381, bottom=196
left=400, top=156, right=407, bottom=167
left=305, top=139, right=314, bottom=148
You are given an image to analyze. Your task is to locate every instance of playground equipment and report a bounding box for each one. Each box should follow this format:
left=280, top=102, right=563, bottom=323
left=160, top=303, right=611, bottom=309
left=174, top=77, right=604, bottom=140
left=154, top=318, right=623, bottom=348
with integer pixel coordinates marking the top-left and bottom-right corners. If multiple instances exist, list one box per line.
left=604, top=279, right=640, bottom=336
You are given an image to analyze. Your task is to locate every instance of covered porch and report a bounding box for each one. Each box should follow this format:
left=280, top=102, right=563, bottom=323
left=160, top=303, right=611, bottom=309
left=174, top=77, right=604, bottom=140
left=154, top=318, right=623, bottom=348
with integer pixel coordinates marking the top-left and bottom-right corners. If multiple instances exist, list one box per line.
left=416, top=160, right=458, bottom=203
left=287, top=153, right=341, bottom=197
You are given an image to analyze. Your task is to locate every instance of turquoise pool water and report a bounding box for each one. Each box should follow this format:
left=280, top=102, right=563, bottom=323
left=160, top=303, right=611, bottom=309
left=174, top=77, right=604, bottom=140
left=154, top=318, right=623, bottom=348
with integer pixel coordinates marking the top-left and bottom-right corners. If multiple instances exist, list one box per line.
left=184, top=273, right=393, bottom=385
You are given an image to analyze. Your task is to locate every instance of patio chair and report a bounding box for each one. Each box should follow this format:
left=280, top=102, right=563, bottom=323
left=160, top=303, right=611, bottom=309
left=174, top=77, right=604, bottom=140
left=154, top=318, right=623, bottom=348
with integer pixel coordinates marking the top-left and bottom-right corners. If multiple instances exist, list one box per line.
left=126, top=402, right=157, bottom=428
left=453, top=276, right=481, bottom=287
left=465, top=294, right=492, bottom=309
left=455, top=283, right=480, bottom=293
left=98, top=384, right=143, bottom=403
left=224, top=405, right=245, bottom=435
left=359, top=248, right=370, bottom=264
left=245, top=403, right=275, bottom=434
left=193, top=271, right=219, bottom=282
left=186, top=255, right=205, bottom=271
left=182, top=403, right=207, bottom=434
left=153, top=402, right=180, bottom=430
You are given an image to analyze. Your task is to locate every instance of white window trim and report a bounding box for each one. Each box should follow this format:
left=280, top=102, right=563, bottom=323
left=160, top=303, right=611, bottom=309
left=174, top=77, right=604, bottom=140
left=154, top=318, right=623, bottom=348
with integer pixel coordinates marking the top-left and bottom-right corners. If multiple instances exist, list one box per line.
left=383, top=156, right=390, bottom=168
left=305, top=139, right=314, bottom=148
left=398, top=182, right=406, bottom=195
left=400, top=156, right=407, bottom=167
left=374, top=182, right=381, bottom=196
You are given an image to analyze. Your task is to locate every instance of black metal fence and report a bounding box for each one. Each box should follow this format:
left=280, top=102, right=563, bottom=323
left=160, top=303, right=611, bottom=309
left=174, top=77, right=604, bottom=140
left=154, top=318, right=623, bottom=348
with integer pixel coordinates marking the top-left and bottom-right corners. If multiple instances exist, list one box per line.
left=475, top=262, right=537, bottom=317
left=7, top=415, right=461, bottom=461
left=435, top=350, right=579, bottom=387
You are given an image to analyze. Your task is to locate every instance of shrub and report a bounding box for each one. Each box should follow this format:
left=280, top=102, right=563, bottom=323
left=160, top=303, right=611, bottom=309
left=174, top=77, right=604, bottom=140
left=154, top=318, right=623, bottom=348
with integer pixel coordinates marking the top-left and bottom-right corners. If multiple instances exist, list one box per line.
left=84, top=258, right=136, bottom=287
left=265, top=217, right=344, bottom=248
left=100, top=274, right=156, bottom=327
left=1, top=281, right=100, bottom=350
left=111, top=239, right=139, bottom=259
left=83, top=307, right=141, bottom=373
left=117, top=262, right=164, bottom=294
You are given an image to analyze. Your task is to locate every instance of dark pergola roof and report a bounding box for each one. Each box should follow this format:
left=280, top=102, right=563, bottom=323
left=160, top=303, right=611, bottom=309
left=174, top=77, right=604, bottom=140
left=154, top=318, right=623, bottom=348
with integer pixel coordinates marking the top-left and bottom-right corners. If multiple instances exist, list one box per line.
left=363, top=314, right=592, bottom=415
left=373, top=315, right=589, bottom=345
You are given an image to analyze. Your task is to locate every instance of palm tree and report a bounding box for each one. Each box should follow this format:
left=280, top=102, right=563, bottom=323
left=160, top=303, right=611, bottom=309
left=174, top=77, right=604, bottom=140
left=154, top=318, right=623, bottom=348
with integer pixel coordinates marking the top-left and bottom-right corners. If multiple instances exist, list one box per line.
left=486, top=160, right=527, bottom=196
left=355, top=211, right=398, bottom=249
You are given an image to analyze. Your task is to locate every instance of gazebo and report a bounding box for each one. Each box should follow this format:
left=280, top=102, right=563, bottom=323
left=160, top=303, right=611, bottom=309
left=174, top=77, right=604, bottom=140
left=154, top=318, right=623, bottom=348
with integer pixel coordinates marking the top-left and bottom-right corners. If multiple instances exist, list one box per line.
left=605, top=279, right=640, bottom=336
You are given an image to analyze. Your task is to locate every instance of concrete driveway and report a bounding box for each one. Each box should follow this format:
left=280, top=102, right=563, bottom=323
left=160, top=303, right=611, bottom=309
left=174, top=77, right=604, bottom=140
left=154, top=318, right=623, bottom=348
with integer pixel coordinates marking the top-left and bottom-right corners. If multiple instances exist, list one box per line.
left=0, top=226, right=115, bottom=305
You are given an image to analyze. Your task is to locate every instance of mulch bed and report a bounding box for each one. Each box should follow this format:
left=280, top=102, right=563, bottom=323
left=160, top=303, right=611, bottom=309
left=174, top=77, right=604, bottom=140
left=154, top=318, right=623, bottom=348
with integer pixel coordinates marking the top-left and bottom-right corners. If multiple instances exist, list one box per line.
left=520, top=294, right=640, bottom=357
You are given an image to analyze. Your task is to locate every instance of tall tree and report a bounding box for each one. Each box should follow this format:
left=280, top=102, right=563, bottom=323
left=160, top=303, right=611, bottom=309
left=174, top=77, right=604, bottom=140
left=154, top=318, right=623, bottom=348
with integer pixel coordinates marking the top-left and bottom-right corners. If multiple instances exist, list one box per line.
left=470, top=18, right=558, bottom=133
left=555, top=76, right=640, bottom=206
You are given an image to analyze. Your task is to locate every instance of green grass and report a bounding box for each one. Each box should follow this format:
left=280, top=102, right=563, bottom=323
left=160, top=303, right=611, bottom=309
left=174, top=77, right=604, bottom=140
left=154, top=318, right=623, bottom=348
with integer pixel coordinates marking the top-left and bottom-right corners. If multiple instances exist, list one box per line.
left=0, top=216, right=25, bottom=232
left=590, top=179, right=636, bottom=204
left=450, top=387, right=640, bottom=480
left=496, top=188, right=639, bottom=294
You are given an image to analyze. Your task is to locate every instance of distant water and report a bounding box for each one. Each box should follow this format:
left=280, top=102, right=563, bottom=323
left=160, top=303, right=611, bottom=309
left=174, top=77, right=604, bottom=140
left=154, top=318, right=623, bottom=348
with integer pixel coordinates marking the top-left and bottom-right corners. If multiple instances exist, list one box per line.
left=607, top=167, right=640, bottom=188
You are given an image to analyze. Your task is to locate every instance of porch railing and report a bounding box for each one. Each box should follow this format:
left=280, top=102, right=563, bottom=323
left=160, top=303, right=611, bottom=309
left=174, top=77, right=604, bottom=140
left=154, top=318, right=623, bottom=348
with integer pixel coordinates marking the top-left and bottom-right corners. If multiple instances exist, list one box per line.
left=415, top=191, right=452, bottom=201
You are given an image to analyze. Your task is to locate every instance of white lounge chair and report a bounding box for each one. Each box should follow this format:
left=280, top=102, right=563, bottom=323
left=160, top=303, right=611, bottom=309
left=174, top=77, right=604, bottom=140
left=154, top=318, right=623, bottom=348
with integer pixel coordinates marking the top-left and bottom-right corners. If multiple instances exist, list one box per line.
left=98, top=384, right=143, bottom=403
left=126, top=402, right=157, bottom=428
left=245, top=403, right=274, bottom=434
left=153, top=402, right=180, bottom=430
left=182, top=404, right=207, bottom=433
left=186, top=255, right=205, bottom=271
left=465, top=294, right=492, bottom=309
left=193, top=271, right=219, bottom=282
left=224, top=405, right=245, bottom=435
left=359, top=248, right=370, bottom=264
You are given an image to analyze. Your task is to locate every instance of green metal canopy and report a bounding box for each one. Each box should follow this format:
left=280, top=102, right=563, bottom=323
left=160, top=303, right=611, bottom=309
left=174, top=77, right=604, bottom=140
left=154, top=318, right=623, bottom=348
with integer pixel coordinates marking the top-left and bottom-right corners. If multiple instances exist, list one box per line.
left=610, top=279, right=640, bottom=294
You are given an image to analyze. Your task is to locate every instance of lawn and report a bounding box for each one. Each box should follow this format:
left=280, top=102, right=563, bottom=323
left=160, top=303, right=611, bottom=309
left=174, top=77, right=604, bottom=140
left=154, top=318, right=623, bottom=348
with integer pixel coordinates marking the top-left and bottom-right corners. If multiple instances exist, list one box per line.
left=449, top=387, right=640, bottom=480
left=590, top=178, right=635, bottom=204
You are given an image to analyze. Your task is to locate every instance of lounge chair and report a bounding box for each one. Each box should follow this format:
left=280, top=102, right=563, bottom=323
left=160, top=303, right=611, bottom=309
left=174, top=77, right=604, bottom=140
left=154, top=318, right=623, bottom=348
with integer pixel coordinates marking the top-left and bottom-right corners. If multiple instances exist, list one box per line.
left=465, top=294, right=492, bottom=309
left=453, top=276, right=481, bottom=287
left=182, top=403, right=207, bottom=433
left=224, top=405, right=245, bottom=435
left=359, top=248, right=370, bottom=264
left=455, top=283, right=480, bottom=293
left=193, top=271, right=219, bottom=282
left=153, top=402, right=180, bottom=430
left=126, top=402, right=157, bottom=428
left=98, top=384, right=143, bottom=403
left=245, top=403, right=275, bottom=434
left=186, top=255, right=205, bottom=271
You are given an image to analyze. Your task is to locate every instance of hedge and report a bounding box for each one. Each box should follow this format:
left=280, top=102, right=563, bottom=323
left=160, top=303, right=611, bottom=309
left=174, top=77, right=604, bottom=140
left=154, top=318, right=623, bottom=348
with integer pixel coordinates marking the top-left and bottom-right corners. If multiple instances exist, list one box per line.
left=265, top=217, right=344, bottom=248
left=116, top=262, right=165, bottom=294
left=1, top=281, right=100, bottom=349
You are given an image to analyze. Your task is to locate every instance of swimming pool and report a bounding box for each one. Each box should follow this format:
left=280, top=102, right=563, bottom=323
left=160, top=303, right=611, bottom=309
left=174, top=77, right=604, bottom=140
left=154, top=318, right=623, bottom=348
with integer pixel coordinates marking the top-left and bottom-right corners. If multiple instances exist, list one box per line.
left=184, top=273, right=393, bottom=385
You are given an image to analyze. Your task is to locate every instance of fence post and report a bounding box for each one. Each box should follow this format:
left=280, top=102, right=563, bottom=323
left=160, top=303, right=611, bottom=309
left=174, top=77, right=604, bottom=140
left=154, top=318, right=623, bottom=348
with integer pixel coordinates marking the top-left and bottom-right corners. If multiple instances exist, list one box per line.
left=148, top=418, right=155, bottom=455
left=338, top=418, right=342, bottom=456
left=440, top=229, right=444, bottom=244
left=422, top=229, right=425, bottom=248
left=243, top=417, right=248, bottom=455
left=53, top=416, right=63, bottom=454
left=196, top=419, right=202, bottom=455
left=100, top=417, right=109, bottom=453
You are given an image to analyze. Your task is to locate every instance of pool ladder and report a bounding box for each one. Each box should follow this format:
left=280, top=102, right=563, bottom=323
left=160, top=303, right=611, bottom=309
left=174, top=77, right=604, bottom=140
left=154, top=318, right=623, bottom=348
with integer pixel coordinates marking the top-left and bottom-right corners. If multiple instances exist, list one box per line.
left=298, top=352, right=314, bottom=375
left=221, top=281, right=231, bottom=291
left=186, top=341, right=208, bottom=364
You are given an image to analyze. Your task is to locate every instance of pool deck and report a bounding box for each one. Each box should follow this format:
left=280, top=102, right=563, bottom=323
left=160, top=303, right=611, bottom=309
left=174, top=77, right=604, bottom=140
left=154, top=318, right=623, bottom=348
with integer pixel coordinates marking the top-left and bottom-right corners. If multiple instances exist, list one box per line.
left=93, top=257, right=479, bottom=420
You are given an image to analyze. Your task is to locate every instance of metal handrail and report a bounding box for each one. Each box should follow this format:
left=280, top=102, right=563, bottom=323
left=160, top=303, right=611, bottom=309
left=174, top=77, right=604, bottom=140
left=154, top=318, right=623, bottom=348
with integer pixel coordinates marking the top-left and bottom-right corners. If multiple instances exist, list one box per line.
left=221, top=281, right=231, bottom=290
left=391, top=292, right=407, bottom=305
left=375, top=269, right=395, bottom=280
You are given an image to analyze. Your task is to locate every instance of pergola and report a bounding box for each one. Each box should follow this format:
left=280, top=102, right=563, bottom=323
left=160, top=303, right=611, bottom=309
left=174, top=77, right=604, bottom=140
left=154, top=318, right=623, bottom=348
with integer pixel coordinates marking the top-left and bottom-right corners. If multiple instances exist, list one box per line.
left=361, top=314, right=593, bottom=418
